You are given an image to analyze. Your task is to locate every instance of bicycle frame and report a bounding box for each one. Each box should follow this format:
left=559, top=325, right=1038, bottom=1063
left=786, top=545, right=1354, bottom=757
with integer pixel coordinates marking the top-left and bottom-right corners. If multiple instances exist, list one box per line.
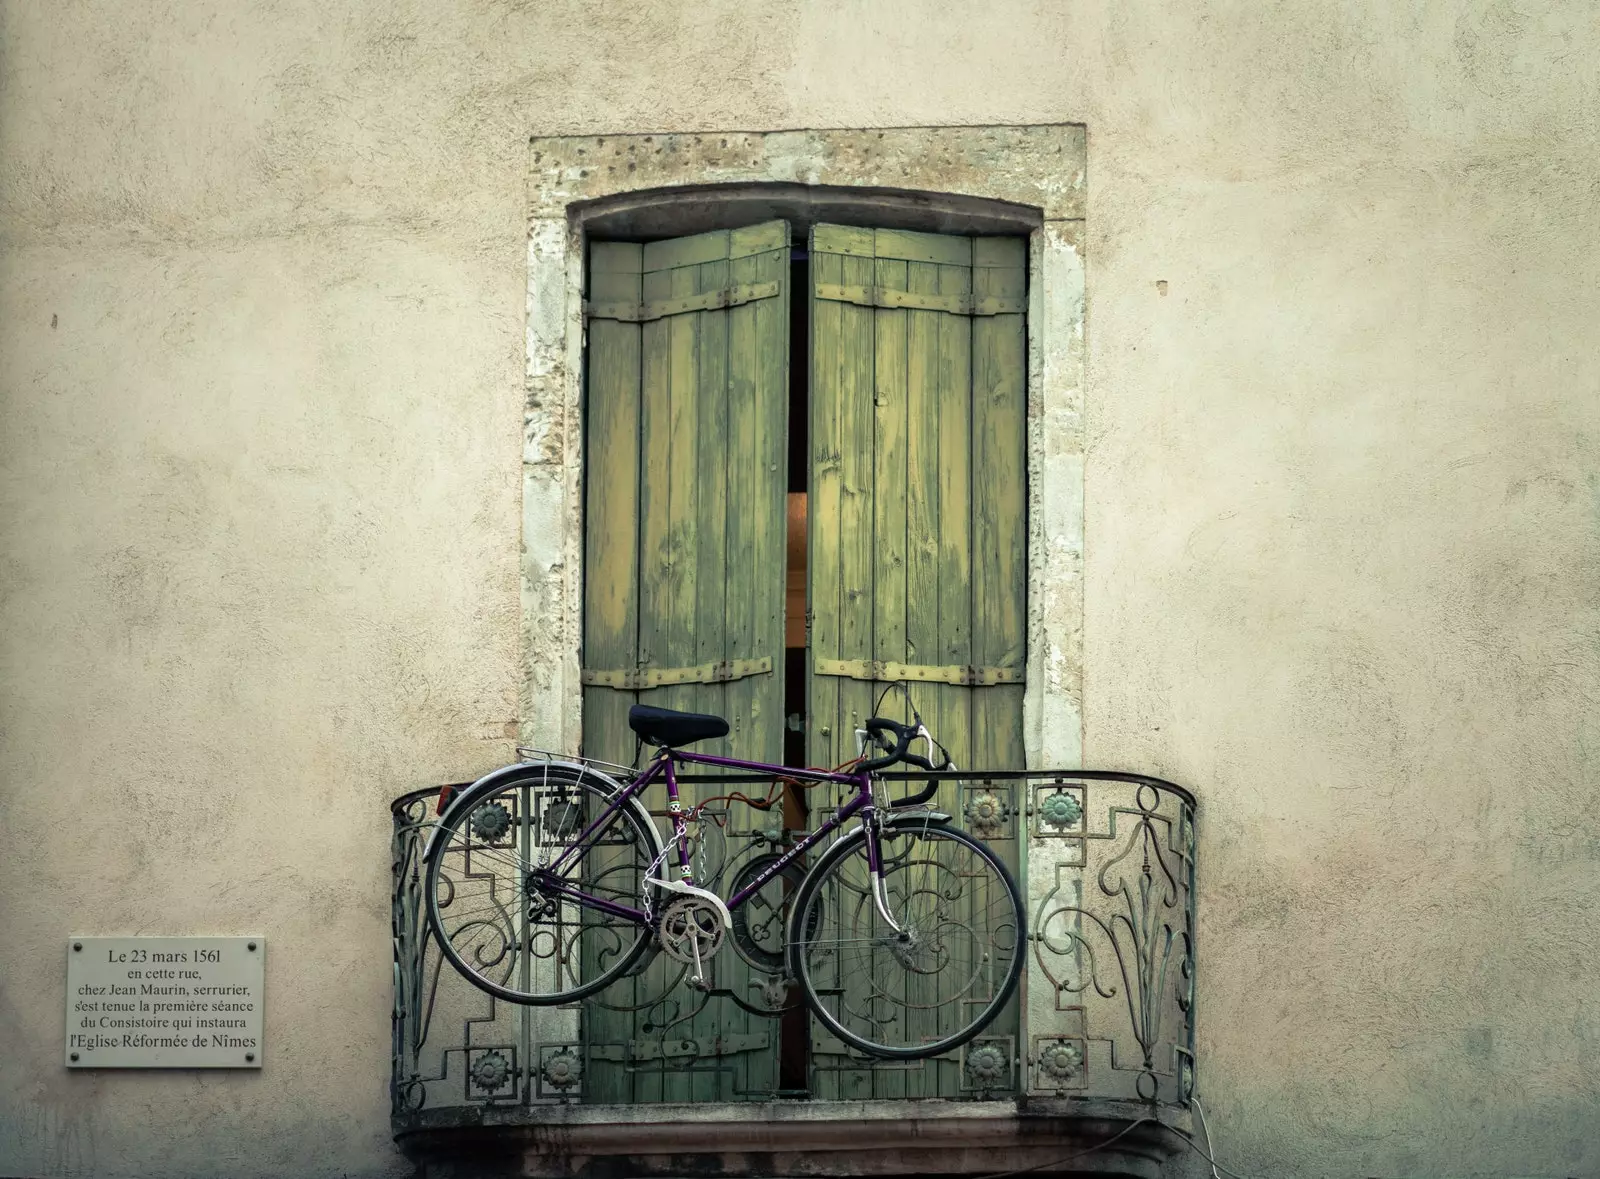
left=524, top=748, right=887, bottom=928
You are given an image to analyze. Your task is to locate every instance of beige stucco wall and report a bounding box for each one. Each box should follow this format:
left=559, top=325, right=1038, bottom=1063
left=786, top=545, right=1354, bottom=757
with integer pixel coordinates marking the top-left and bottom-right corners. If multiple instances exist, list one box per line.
left=2, top=3, right=1596, bottom=1177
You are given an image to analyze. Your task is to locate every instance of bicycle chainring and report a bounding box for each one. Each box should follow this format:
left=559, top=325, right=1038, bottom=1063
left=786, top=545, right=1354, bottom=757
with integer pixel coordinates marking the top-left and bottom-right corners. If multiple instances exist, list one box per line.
left=657, top=897, right=726, bottom=967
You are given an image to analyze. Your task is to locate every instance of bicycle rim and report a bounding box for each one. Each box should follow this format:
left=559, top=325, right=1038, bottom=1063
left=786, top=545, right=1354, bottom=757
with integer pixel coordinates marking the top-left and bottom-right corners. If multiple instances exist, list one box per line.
left=789, top=819, right=1024, bottom=1059
left=425, top=767, right=660, bottom=1005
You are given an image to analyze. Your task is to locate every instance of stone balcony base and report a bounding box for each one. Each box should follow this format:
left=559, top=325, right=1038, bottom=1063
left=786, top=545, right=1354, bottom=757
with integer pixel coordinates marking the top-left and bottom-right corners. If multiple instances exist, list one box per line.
left=395, top=1098, right=1195, bottom=1178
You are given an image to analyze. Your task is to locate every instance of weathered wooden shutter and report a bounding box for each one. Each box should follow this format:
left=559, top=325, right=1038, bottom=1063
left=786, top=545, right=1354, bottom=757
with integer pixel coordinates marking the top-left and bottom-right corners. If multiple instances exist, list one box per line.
left=808, top=224, right=1026, bottom=1098
left=582, top=221, right=790, bottom=1101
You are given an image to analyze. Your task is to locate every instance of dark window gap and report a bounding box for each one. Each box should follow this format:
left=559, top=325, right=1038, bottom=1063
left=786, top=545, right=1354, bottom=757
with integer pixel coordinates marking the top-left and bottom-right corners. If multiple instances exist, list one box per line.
left=788, top=254, right=808, bottom=495
left=778, top=250, right=810, bottom=1096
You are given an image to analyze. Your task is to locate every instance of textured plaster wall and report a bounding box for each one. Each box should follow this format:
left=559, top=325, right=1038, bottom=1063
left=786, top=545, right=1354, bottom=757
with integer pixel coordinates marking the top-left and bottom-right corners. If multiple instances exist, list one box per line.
left=1, top=3, right=1597, bottom=1178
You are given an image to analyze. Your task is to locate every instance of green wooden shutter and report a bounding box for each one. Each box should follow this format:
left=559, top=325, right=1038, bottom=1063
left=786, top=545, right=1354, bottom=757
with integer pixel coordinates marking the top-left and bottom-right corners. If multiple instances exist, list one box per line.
left=808, top=224, right=1027, bottom=1098
left=581, top=221, right=790, bottom=1102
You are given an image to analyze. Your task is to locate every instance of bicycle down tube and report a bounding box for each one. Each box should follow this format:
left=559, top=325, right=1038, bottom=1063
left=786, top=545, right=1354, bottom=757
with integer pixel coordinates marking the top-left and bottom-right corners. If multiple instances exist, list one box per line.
left=539, top=748, right=877, bottom=922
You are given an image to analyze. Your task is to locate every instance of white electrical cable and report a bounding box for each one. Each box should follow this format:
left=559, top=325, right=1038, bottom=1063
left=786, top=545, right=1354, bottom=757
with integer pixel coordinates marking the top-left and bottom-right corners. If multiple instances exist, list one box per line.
left=1193, top=1096, right=1226, bottom=1179
left=967, top=1097, right=1251, bottom=1179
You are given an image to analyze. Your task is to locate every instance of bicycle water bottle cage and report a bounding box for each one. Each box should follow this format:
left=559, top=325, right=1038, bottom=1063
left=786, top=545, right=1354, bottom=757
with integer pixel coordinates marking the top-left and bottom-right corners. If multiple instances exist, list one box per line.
left=628, top=704, right=730, bottom=748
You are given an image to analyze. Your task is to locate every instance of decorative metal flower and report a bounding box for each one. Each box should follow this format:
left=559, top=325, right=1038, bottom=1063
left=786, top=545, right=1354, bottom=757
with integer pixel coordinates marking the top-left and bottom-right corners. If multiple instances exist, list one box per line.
left=965, top=1043, right=1008, bottom=1086
left=470, top=1050, right=511, bottom=1093
left=965, top=791, right=1006, bottom=838
left=1037, top=1039, right=1082, bottom=1082
left=542, top=1048, right=581, bottom=1091
left=543, top=799, right=583, bottom=840
left=470, top=802, right=513, bottom=842
left=1039, top=790, right=1083, bottom=829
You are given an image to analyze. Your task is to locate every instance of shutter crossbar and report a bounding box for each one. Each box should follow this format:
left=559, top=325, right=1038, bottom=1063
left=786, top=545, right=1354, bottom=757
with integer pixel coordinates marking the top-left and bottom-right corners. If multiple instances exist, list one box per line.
left=582, top=656, right=774, bottom=691
left=814, top=283, right=1024, bottom=317
left=586, top=280, right=781, bottom=324
left=814, top=657, right=1023, bottom=687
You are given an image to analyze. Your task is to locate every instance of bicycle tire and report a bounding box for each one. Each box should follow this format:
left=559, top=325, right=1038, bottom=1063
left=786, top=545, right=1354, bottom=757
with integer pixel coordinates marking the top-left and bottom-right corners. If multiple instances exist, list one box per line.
left=787, top=817, right=1025, bottom=1059
left=424, top=766, right=662, bottom=1005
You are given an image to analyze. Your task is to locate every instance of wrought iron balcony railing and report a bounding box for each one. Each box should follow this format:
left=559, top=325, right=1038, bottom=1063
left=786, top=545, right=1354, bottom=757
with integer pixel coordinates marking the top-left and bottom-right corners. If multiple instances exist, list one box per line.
left=392, top=767, right=1196, bottom=1127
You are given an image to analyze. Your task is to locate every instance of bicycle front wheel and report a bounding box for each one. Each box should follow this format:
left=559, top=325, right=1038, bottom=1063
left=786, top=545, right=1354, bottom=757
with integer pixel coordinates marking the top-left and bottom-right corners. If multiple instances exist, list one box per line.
left=425, top=766, right=661, bottom=1005
left=788, top=817, right=1025, bottom=1059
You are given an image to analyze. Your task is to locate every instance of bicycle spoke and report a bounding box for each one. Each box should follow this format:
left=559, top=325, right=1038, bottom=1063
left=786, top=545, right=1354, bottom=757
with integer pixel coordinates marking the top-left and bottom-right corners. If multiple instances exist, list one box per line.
left=426, top=771, right=660, bottom=1005
left=792, top=823, right=1023, bottom=1058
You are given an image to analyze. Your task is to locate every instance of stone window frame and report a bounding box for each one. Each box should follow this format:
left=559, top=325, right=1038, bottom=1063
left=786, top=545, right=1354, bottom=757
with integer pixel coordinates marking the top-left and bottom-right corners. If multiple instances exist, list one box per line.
left=521, top=125, right=1087, bottom=770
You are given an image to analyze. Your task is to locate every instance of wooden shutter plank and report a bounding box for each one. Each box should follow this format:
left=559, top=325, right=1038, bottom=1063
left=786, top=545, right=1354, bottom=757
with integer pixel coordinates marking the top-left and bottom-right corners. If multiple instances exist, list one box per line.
left=725, top=245, right=762, bottom=761
left=812, top=229, right=882, bottom=1106
left=582, top=243, right=642, bottom=768
left=891, top=236, right=956, bottom=1098
left=836, top=245, right=877, bottom=787
left=712, top=225, right=790, bottom=1102
left=905, top=258, right=941, bottom=695
left=930, top=253, right=977, bottom=1101
left=631, top=254, right=676, bottom=1109
left=682, top=248, right=720, bottom=1108
left=663, top=250, right=702, bottom=735
left=727, top=218, right=789, bottom=259
left=636, top=265, right=671, bottom=725
left=967, top=236, right=1027, bottom=1100
left=872, top=253, right=909, bottom=732
left=661, top=246, right=708, bottom=1108
left=971, top=236, right=1027, bottom=776
left=638, top=257, right=673, bottom=760
left=905, top=257, right=958, bottom=807
left=695, top=250, right=732, bottom=760
left=871, top=250, right=911, bottom=1103
left=725, top=232, right=787, bottom=765
left=935, top=256, right=975, bottom=774
left=811, top=222, right=875, bottom=258
left=588, top=241, right=651, bottom=1106
left=643, top=227, right=727, bottom=273
left=755, top=238, right=787, bottom=761
left=870, top=226, right=973, bottom=266
left=904, top=256, right=948, bottom=830
left=713, top=230, right=766, bottom=1098
left=808, top=245, right=844, bottom=770
left=632, top=248, right=699, bottom=1108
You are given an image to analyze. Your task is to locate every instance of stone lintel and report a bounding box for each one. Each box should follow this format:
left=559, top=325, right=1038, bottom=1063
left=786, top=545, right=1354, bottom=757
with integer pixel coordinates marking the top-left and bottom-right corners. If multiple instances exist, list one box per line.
left=529, top=125, right=1086, bottom=223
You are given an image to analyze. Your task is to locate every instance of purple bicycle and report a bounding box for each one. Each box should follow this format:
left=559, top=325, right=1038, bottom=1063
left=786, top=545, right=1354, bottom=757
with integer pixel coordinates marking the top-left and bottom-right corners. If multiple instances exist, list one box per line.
left=423, top=702, right=1024, bottom=1059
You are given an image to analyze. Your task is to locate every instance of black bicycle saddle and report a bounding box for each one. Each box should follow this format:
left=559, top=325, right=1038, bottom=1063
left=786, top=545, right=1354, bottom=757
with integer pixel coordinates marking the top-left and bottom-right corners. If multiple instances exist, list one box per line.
left=627, top=704, right=730, bottom=748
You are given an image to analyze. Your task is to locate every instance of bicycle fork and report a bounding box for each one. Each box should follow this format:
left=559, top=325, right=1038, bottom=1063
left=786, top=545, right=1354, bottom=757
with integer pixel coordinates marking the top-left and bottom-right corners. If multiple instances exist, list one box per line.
left=864, top=813, right=908, bottom=938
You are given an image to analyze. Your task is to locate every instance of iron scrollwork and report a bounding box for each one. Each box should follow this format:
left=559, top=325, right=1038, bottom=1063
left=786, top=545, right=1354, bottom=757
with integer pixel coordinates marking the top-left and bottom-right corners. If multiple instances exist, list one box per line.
left=393, top=767, right=1198, bottom=1120
left=1029, top=778, right=1196, bottom=1105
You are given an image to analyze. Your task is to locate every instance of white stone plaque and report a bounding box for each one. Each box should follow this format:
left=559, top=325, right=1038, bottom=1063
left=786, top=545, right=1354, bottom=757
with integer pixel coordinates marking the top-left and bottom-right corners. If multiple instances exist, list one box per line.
left=66, top=936, right=264, bottom=1068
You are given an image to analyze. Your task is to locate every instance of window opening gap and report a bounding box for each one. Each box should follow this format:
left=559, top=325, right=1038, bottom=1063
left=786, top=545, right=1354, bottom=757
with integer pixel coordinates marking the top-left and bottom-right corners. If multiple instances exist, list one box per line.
left=779, top=248, right=812, bottom=1095
left=787, top=256, right=809, bottom=496
left=782, top=252, right=809, bottom=767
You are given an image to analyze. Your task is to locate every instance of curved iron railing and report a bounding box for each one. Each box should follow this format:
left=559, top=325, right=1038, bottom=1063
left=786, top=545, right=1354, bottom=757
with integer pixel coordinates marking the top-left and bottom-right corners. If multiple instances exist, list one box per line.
left=391, top=769, right=1195, bottom=1120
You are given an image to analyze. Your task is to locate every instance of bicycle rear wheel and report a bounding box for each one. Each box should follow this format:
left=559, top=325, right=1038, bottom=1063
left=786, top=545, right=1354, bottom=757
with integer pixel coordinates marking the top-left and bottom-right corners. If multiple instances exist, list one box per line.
left=787, top=817, right=1024, bottom=1059
left=424, top=766, right=661, bottom=1005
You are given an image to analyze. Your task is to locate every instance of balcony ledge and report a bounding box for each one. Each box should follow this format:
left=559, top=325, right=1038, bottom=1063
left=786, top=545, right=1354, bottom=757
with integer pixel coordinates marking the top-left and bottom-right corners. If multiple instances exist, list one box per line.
left=396, top=1097, right=1194, bottom=1178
